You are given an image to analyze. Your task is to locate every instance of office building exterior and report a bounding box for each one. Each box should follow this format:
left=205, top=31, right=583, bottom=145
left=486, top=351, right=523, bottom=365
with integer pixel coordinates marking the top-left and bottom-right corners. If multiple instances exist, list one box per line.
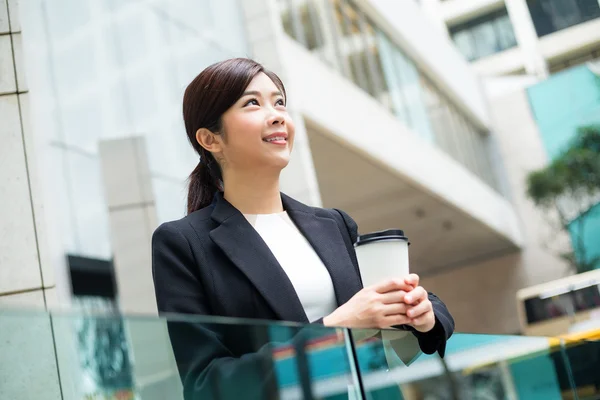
left=420, top=0, right=600, bottom=77
left=0, top=0, right=570, bottom=338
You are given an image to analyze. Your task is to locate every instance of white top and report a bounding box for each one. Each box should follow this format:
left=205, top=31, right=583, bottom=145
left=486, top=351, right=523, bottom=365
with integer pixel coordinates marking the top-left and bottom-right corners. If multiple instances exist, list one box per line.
left=243, top=212, right=337, bottom=322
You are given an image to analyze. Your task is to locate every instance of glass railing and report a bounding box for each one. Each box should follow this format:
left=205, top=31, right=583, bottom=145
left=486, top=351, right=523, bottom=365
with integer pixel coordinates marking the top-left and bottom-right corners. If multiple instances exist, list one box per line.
left=2, top=308, right=598, bottom=399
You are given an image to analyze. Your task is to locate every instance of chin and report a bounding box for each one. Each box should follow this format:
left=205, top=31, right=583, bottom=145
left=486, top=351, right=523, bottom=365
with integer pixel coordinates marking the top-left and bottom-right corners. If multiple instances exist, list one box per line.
left=275, top=156, right=291, bottom=169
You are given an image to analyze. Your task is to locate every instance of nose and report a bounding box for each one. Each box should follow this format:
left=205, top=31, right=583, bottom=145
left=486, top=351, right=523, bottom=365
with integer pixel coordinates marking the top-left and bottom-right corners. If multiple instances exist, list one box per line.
left=267, top=109, right=285, bottom=126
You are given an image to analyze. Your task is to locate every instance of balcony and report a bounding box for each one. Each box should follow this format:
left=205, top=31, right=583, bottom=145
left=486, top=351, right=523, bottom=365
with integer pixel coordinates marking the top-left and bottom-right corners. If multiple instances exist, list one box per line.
left=278, top=0, right=522, bottom=274
left=1, top=308, right=599, bottom=399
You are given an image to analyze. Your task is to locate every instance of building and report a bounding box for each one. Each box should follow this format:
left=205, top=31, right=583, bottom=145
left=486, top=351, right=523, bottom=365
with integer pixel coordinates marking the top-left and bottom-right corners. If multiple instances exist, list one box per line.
left=420, top=0, right=600, bottom=77
left=0, top=0, right=572, bottom=338
left=421, top=0, right=600, bottom=276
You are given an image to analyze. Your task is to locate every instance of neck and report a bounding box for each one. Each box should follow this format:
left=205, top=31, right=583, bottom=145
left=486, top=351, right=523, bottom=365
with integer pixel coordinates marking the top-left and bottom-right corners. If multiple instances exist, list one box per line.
left=222, top=169, right=283, bottom=214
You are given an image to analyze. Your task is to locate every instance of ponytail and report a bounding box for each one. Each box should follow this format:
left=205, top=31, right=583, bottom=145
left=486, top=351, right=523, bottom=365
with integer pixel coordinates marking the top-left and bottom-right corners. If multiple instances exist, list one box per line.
left=187, top=151, right=223, bottom=215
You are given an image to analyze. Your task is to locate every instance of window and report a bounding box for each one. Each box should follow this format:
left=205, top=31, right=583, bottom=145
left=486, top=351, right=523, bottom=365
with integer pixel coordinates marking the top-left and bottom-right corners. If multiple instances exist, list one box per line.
left=279, top=0, right=502, bottom=193
left=527, top=0, right=600, bottom=37
left=524, top=284, right=600, bottom=324
left=449, top=8, right=518, bottom=61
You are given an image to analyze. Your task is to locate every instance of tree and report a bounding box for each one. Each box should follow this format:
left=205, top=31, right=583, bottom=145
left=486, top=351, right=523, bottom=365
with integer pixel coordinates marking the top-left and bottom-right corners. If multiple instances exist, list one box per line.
left=526, top=125, right=600, bottom=273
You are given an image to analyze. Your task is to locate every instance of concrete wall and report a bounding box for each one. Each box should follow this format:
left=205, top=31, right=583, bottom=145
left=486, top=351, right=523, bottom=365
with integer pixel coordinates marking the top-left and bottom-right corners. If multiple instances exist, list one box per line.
left=0, top=0, right=57, bottom=308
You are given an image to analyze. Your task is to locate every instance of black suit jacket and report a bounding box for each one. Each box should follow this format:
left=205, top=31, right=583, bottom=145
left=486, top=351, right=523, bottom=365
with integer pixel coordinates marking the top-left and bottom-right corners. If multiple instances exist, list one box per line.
left=152, top=192, right=454, bottom=398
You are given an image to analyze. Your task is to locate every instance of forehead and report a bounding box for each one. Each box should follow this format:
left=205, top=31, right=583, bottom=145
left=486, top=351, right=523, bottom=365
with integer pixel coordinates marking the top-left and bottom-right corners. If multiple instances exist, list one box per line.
left=245, top=72, right=280, bottom=92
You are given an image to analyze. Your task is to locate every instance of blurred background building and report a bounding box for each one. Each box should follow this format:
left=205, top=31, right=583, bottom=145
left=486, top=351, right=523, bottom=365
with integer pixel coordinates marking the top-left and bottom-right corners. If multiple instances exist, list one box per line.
left=1, top=0, right=599, bottom=336
left=421, top=0, right=600, bottom=77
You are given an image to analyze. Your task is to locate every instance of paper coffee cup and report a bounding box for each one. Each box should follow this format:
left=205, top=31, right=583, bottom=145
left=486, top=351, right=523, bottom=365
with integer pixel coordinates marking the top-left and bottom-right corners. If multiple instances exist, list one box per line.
left=354, top=229, right=409, bottom=287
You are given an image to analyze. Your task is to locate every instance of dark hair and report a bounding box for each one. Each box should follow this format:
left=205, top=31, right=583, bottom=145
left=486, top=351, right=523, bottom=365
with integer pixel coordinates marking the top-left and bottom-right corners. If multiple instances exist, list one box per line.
left=183, top=58, right=286, bottom=214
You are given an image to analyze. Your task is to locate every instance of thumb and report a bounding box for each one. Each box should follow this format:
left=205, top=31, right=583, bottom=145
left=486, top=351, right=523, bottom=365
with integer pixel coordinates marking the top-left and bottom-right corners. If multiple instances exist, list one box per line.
left=404, top=273, right=419, bottom=288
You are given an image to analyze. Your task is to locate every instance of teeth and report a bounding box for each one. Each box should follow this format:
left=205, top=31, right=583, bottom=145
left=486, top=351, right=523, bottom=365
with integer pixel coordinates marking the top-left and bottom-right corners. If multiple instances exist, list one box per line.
left=265, top=137, right=285, bottom=142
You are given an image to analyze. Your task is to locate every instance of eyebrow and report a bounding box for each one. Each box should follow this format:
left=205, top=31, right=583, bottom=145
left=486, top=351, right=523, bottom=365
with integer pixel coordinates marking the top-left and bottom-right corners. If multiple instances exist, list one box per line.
left=242, top=90, right=284, bottom=98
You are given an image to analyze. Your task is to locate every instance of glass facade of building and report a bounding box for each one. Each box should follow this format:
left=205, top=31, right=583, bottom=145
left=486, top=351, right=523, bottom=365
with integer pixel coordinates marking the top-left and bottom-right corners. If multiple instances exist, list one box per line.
left=279, top=0, right=500, bottom=191
left=527, top=0, right=600, bottom=37
left=449, top=7, right=518, bottom=62
left=21, top=0, right=249, bottom=261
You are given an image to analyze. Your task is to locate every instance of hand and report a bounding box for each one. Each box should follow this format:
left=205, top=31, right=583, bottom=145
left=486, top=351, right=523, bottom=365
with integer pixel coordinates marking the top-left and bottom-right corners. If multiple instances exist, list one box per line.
left=323, top=279, right=414, bottom=329
left=403, top=274, right=436, bottom=333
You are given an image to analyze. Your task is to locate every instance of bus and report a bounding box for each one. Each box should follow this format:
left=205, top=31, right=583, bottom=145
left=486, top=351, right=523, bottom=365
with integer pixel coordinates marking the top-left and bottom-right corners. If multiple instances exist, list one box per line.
left=517, top=269, right=600, bottom=337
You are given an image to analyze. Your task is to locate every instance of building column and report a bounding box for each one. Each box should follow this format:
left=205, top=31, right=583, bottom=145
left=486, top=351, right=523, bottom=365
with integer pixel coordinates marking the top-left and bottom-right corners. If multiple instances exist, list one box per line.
left=504, top=0, right=549, bottom=77
left=240, top=0, right=323, bottom=206
left=99, top=136, right=158, bottom=315
left=0, top=0, right=57, bottom=309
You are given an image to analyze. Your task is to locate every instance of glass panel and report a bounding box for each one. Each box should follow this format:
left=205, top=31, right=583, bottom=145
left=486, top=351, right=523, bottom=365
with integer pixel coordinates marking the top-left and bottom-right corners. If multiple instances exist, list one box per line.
left=527, top=0, right=600, bottom=37
left=561, top=337, right=600, bottom=399
left=351, top=330, right=577, bottom=400
left=376, top=31, right=410, bottom=124
left=336, top=0, right=371, bottom=95
left=494, top=14, right=518, bottom=50
left=450, top=7, right=518, bottom=61
left=452, top=30, right=477, bottom=62
left=1, top=310, right=361, bottom=400
left=471, top=21, right=500, bottom=59
left=4, top=308, right=592, bottom=400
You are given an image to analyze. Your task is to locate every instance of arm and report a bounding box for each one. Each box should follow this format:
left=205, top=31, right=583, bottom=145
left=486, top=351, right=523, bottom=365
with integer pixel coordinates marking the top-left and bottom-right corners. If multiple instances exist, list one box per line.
left=152, top=222, right=279, bottom=399
left=332, top=208, right=455, bottom=357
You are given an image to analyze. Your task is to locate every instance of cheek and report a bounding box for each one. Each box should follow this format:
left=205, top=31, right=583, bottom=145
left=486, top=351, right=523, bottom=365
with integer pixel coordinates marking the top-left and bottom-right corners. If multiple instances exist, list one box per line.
left=225, top=113, right=264, bottom=145
left=287, top=118, right=296, bottom=144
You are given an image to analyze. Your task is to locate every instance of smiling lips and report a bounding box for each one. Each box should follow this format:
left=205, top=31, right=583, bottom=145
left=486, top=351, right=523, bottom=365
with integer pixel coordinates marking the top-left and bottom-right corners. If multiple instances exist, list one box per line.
left=263, top=132, right=288, bottom=145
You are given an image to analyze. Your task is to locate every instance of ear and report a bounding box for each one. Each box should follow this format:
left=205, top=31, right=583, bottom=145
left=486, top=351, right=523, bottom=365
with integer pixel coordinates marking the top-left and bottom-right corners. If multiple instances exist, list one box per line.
left=196, top=128, right=223, bottom=153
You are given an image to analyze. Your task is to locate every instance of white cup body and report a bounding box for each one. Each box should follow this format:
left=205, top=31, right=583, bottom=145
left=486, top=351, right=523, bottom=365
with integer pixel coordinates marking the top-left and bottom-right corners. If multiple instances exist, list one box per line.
left=355, top=239, right=409, bottom=287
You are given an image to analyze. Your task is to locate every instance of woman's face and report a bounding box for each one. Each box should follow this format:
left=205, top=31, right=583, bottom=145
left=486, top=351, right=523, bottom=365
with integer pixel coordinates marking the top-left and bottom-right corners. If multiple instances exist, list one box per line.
left=218, top=72, right=295, bottom=173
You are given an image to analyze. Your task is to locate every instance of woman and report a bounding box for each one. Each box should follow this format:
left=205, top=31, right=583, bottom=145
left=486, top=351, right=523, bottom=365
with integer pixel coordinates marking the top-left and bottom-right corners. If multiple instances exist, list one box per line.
left=152, top=58, right=454, bottom=398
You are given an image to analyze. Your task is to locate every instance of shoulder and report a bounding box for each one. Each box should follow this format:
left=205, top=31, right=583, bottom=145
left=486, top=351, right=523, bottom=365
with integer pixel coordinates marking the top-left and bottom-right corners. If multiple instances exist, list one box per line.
left=152, top=205, right=215, bottom=245
left=282, top=193, right=359, bottom=239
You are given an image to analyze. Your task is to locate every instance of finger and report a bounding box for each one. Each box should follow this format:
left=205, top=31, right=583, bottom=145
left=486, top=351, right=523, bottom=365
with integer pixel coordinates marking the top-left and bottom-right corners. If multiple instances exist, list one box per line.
left=374, top=279, right=413, bottom=294
left=406, top=299, right=432, bottom=319
left=410, top=312, right=434, bottom=328
left=382, top=314, right=412, bottom=327
left=383, top=302, right=408, bottom=316
left=404, top=286, right=427, bottom=305
left=380, top=290, right=408, bottom=304
left=404, top=273, right=420, bottom=288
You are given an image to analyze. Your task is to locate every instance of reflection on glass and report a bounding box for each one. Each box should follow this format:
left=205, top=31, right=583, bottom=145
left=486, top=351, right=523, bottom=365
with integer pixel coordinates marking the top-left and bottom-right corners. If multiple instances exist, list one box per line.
left=7, top=310, right=600, bottom=400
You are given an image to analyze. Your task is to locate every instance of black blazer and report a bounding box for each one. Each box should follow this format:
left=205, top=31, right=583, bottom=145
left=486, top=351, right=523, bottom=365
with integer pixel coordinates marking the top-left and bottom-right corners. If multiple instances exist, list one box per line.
left=152, top=192, right=454, bottom=398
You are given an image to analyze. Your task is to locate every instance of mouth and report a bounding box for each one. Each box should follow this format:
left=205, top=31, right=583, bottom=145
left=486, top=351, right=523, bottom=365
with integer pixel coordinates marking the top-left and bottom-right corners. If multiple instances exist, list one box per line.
left=262, top=132, right=288, bottom=145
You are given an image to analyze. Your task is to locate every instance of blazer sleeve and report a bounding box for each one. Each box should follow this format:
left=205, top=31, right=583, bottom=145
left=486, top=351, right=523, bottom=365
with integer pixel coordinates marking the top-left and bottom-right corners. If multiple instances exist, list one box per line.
left=152, top=222, right=280, bottom=400
left=332, top=208, right=455, bottom=358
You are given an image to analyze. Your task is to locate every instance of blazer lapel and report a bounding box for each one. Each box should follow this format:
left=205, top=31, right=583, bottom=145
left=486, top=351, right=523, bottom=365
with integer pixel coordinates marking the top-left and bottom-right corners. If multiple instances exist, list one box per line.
left=283, top=195, right=363, bottom=306
left=209, top=193, right=309, bottom=323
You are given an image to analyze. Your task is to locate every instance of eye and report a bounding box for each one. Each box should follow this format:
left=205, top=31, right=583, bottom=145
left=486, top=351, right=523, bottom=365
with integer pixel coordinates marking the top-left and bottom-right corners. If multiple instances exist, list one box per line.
left=244, top=98, right=259, bottom=107
left=275, top=98, right=286, bottom=107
